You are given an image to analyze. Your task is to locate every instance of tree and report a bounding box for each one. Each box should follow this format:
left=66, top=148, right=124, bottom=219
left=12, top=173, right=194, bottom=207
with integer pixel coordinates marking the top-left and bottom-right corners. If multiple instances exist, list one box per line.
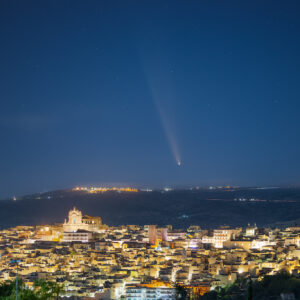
left=34, top=280, right=64, bottom=300
left=199, top=272, right=300, bottom=300
left=175, top=283, right=189, bottom=300
left=0, top=279, right=39, bottom=300
left=246, top=278, right=253, bottom=300
left=51, top=282, right=64, bottom=300
left=0, top=279, right=64, bottom=300
left=0, top=281, right=14, bottom=298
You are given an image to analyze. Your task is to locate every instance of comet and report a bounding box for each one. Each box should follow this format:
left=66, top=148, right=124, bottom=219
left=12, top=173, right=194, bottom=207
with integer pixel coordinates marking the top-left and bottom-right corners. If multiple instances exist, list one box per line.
left=141, top=57, right=182, bottom=166
left=153, top=97, right=181, bottom=166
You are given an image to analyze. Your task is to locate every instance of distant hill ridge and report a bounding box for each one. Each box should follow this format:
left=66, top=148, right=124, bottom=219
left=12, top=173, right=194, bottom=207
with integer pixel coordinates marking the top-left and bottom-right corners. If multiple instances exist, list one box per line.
left=1, top=187, right=300, bottom=229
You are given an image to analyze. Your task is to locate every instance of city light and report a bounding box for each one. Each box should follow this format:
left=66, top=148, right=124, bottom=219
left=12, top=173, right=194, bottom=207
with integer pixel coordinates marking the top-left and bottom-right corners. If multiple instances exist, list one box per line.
left=0, top=208, right=299, bottom=299
left=73, top=186, right=138, bottom=193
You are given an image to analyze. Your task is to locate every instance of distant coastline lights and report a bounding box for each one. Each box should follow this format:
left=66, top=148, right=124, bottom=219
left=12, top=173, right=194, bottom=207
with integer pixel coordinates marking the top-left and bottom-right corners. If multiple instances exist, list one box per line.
left=73, top=186, right=138, bottom=193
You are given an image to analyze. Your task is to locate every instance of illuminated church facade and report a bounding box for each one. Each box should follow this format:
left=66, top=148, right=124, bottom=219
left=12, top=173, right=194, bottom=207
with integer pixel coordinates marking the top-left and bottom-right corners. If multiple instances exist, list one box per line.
left=63, top=207, right=102, bottom=232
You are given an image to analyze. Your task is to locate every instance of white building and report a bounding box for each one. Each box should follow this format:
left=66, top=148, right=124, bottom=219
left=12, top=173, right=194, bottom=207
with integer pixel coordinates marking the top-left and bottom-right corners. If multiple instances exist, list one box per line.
left=63, top=207, right=102, bottom=233
left=126, top=286, right=176, bottom=300
left=62, top=230, right=92, bottom=242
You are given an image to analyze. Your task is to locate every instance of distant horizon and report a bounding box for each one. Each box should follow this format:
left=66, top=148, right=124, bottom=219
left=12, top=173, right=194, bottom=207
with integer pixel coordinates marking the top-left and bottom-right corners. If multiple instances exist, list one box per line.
left=5, top=183, right=300, bottom=200
left=1, top=186, right=300, bottom=231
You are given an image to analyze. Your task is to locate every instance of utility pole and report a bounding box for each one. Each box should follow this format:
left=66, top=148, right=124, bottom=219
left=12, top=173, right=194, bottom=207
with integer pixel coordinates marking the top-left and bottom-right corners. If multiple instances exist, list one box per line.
left=10, top=259, right=21, bottom=300
left=16, top=262, right=18, bottom=300
left=247, top=277, right=253, bottom=300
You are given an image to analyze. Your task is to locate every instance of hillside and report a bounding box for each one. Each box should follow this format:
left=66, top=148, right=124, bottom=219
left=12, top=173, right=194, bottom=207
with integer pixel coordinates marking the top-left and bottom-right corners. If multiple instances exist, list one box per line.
left=1, top=187, right=300, bottom=229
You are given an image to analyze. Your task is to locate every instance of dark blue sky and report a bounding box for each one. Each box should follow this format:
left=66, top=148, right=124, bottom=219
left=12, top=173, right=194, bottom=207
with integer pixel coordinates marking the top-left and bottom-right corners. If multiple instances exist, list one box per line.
left=1, top=1, right=300, bottom=197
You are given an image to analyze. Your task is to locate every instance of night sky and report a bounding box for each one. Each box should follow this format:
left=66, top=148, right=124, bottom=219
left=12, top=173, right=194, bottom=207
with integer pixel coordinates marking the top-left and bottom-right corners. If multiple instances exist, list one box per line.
left=1, top=1, right=300, bottom=198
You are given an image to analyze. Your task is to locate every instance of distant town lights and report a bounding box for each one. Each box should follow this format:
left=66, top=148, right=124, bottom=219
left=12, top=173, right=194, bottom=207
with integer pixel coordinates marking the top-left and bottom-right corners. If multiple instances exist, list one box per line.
left=73, top=186, right=138, bottom=193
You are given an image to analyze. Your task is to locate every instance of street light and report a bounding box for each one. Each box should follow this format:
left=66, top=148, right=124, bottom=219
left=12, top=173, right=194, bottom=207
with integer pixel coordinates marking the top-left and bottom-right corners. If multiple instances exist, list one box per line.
left=10, top=260, right=21, bottom=300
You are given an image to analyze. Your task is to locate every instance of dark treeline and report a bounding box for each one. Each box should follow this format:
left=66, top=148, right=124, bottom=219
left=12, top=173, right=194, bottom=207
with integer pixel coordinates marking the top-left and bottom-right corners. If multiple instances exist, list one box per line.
left=0, top=279, right=63, bottom=300
left=176, top=272, right=300, bottom=300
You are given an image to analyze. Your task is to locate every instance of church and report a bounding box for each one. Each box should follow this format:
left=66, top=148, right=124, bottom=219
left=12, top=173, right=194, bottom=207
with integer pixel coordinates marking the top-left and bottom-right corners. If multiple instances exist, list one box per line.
left=63, top=207, right=103, bottom=233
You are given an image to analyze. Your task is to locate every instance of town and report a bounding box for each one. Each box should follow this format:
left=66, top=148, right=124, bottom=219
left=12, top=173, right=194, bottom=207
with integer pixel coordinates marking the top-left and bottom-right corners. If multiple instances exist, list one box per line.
left=0, top=207, right=300, bottom=299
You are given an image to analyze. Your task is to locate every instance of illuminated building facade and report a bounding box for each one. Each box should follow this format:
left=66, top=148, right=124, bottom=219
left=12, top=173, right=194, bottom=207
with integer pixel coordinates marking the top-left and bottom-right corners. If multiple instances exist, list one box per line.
left=148, top=225, right=157, bottom=245
left=62, top=230, right=92, bottom=242
left=245, top=224, right=258, bottom=237
left=148, top=225, right=168, bottom=245
left=63, top=207, right=102, bottom=233
left=126, top=285, right=176, bottom=300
